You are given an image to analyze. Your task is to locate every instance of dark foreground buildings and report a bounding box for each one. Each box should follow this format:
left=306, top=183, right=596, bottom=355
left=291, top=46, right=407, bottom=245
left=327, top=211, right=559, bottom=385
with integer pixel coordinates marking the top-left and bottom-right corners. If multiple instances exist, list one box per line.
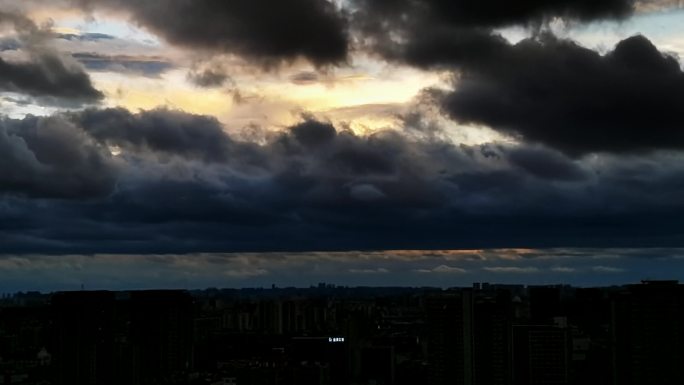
left=52, top=290, right=193, bottom=385
left=0, top=281, right=683, bottom=384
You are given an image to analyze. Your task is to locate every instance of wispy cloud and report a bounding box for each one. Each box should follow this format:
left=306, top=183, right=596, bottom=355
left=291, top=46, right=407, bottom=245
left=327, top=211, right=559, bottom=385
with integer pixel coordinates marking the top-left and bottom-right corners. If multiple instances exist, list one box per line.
left=592, top=266, right=626, bottom=273
left=483, top=267, right=540, bottom=274
left=416, top=265, right=468, bottom=274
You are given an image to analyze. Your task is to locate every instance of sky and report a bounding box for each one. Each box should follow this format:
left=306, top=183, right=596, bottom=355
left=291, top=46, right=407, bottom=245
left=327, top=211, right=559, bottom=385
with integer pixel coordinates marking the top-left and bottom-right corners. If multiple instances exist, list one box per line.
left=1, top=0, right=684, bottom=290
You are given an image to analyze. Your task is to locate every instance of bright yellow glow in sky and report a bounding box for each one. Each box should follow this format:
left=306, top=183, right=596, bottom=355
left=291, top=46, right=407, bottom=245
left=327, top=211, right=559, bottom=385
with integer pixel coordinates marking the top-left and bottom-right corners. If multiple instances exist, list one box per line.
left=95, top=71, right=234, bottom=117
left=93, top=63, right=446, bottom=135
left=259, top=69, right=443, bottom=112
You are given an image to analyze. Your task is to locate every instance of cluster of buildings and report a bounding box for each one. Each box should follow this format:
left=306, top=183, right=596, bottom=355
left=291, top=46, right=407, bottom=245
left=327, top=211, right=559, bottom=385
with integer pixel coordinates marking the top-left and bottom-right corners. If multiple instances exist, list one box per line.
left=0, top=280, right=682, bottom=384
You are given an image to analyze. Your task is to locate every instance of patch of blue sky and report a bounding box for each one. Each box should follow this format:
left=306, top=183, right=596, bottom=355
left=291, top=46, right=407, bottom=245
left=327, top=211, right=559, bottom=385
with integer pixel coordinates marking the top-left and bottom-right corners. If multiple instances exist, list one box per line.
left=54, top=15, right=163, bottom=47
left=497, top=8, right=684, bottom=58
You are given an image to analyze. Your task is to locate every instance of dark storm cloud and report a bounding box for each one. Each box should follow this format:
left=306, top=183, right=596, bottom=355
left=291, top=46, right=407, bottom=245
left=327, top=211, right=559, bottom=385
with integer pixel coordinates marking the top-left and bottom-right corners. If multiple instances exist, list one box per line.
left=348, top=0, right=684, bottom=155
left=352, top=0, right=639, bottom=30
left=78, top=0, right=349, bottom=66
left=441, top=34, right=684, bottom=155
left=506, top=146, right=588, bottom=181
left=0, top=115, right=116, bottom=199
left=3, top=108, right=684, bottom=254
left=72, top=108, right=233, bottom=162
left=348, top=0, right=664, bottom=69
left=289, top=119, right=337, bottom=148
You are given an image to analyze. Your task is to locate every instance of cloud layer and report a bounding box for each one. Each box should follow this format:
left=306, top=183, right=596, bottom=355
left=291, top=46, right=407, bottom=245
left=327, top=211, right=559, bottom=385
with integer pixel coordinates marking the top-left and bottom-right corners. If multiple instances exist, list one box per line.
left=2, top=107, right=684, bottom=253
left=0, top=0, right=684, bottom=261
left=441, top=34, right=684, bottom=155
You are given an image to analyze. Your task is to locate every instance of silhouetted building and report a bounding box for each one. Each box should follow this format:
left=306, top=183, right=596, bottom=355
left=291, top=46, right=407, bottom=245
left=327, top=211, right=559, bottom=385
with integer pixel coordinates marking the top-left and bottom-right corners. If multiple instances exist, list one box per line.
left=17, top=282, right=684, bottom=384
left=529, top=286, right=562, bottom=324
left=291, top=337, right=347, bottom=385
left=425, top=290, right=474, bottom=385
left=474, top=291, right=511, bottom=385
left=52, top=291, right=117, bottom=385
left=612, top=280, right=684, bottom=385
left=130, top=290, right=193, bottom=385
left=512, top=324, right=569, bottom=385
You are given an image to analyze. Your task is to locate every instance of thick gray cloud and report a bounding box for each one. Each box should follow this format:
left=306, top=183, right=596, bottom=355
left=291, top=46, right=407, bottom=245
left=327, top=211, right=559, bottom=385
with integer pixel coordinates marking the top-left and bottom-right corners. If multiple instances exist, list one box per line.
left=349, top=0, right=684, bottom=155
left=0, top=54, right=103, bottom=102
left=0, top=12, right=103, bottom=103
left=78, top=0, right=349, bottom=66
left=352, top=0, right=640, bottom=31
left=289, top=119, right=337, bottom=148
left=441, top=34, right=684, bottom=155
left=0, top=115, right=116, bottom=198
left=348, top=0, right=668, bottom=69
left=73, top=108, right=234, bottom=162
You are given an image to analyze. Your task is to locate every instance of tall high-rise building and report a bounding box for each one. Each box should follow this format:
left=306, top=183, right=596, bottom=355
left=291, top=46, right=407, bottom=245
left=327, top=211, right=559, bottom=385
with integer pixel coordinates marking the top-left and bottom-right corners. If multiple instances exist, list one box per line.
left=425, top=290, right=474, bottom=385
left=52, top=291, right=117, bottom=385
left=529, top=286, right=562, bottom=324
left=474, top=291, right=512, bottom=385
left=512, top=324, right=570, bottom=385
left=612, top=280, right=684, bottom=385
left=130, top=290, right=193, bottom=385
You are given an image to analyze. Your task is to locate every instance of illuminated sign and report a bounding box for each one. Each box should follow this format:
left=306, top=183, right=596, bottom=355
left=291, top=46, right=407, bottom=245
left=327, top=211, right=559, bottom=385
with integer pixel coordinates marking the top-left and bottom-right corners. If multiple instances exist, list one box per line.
left=328, top=337, right=345, bottom=343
